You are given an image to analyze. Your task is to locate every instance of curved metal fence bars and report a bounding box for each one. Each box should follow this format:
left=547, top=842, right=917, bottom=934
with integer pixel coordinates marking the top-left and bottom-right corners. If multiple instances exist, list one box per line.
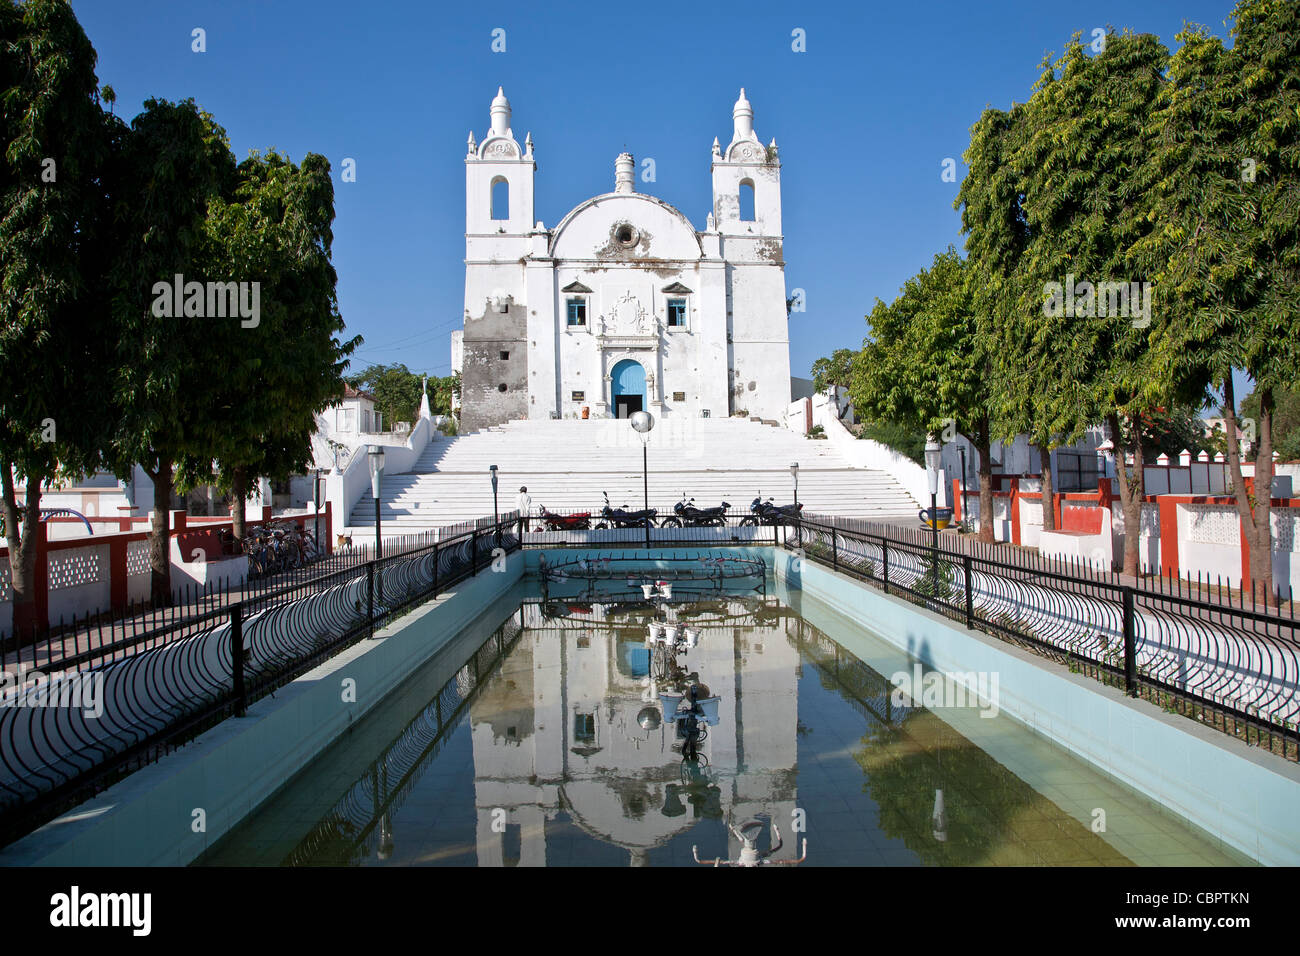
left=0, top=523, right=518, bottom=847
left=791, top=514, right=1300, bottom=763
left=4, top=501, right=1297, bottom=850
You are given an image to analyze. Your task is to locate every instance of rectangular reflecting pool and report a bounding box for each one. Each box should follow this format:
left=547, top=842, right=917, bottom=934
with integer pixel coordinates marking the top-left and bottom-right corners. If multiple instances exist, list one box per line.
left=198, top=579, right=1253, bottom=867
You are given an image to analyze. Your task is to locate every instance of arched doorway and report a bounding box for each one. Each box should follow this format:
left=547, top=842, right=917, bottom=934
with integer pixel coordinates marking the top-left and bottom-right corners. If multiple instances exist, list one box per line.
left=611, top=359, right=646, bottom=418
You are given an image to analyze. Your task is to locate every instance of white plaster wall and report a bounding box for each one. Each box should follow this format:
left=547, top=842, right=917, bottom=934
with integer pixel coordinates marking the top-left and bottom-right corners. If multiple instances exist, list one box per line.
left=1019, top=497, right=1043, bottom=549
left=812, top=405, right=927, bottom=508
left=45, top=543, right=111, bottom=626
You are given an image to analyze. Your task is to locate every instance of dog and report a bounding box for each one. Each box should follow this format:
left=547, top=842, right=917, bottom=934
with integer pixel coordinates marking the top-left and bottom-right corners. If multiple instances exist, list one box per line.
left=336, top=533, right=352, bottom=550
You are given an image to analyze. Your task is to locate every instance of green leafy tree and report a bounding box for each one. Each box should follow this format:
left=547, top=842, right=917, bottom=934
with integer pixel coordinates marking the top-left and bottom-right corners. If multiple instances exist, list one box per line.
left=851, top=249, right=999, bottom=542
left=1136, top=0, right=1300, bottom=602
left=345, top=363, right=423, bottom=427
left=810, top=348, right=854, bottom=394
left=103, top=98, right=237, bottom=601
left=177, top=151, right=358, bottom=539
left=1012, top=30, right=1172, bottom=576
left=430, top=372, right=459, bottom=418
left=955, top=100, right=1083, bottom=531
left=1242, top=386, right=1300, bottom=462
left=0, top=0, right=112, bottom=628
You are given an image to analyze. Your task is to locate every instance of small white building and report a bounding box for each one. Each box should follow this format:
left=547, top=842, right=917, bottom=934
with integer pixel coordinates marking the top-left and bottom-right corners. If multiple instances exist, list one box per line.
left=330, top=383, right=383, bottom=436
left=457, top=87, right=793, bottom=431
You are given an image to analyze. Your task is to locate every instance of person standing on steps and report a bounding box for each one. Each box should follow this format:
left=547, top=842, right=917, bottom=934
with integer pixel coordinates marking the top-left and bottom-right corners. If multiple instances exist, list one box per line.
left=517, top=486, right=532, bottom=533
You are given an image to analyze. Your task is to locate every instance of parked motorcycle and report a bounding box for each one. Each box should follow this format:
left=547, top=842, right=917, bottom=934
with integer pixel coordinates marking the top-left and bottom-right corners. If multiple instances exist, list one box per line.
left=537, top=504, right=592, bottom=531
left=596, top=491, right=658, bottom=529
left=660, top=493, right=731, bottom=528
left=739, top=496, right=803, bottom=526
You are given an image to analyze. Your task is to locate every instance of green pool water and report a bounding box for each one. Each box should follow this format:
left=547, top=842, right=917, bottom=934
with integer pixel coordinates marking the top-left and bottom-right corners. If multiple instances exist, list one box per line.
left=198, top=579, right=1252, bottom=867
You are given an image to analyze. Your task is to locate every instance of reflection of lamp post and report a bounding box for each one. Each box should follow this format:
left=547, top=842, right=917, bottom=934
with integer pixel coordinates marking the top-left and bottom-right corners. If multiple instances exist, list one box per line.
left=489, top=465, right=499, bottom=543
left=932, top=789, right=948, bottom=842
left=630, top=411, right=655, bottom=547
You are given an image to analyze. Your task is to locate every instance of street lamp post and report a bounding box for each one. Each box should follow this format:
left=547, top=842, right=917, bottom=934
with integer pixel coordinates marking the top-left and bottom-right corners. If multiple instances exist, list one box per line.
left=790, top=461, right=800, bottom=549
left=313, top=467, right=322, bottom=558
left=489, top=464, right=499, bottom=545
left=630, top=411, right=655, bottom=548
left=369, top=445, right=385, bottom=602
left=958, top=446, right=968, bottom=533
left=925, top=437, right=942, bottom=593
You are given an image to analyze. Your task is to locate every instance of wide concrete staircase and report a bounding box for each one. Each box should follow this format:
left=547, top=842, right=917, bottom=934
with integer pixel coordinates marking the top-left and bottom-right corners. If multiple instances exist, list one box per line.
left=349, top=417, right=918, bottom=531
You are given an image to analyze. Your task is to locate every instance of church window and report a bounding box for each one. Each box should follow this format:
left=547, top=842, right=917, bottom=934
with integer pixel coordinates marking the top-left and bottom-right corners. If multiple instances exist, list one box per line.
left=739, top=179, right=755, bottom=222
left=667, top=299, right=687, bottom=328
left=574, top=713, right=596, bottom=743
left=499, top=350, right=509, bottom=360
left=498, top=383, right=508, bottom=392
left=491, top=177, right=509, bottom=220
left=566, top=298, right=587, bottom=327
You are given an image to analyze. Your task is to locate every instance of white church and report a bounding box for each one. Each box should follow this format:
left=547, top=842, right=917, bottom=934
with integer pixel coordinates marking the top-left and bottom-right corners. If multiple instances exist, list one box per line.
left=453, top=87, right=793, bottom=432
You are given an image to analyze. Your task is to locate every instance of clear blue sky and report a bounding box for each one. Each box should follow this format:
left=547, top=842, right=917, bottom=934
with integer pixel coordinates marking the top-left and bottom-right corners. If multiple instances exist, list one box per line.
left=71, top=0, right=1240, bottom=382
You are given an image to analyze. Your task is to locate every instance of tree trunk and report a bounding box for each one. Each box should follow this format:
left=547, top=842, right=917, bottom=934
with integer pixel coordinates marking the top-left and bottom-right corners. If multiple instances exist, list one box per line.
left=1224, top=381, right=1277, bottom=607
left=148, top=460, right=174, bottom=605
left=975, top=417, right=994, bottom=544
left=229, top=466, right=247, bottom=540
left=2, top=470, right=42, bottom=633
left=1039, top=444, right=1056, bottom=532
left=1109, top=413, right=1145, bottom=578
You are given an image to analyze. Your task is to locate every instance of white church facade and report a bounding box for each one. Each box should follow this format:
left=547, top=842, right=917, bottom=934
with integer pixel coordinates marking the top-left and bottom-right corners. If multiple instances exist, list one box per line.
left=454, top=88, right=793, bottom=432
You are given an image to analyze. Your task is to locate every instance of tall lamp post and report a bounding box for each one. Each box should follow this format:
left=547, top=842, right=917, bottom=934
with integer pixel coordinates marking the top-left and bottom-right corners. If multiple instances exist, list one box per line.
left=313, top=467, right=323, bottom=557
left=630, top=411, right=655, bottom=548
left=925, top=437, right=942, bottom=592
left=369, top=445, right=385, bottom=602
left=957, top=446, right=968, bottom=532
left=489, top=464, right=499, bottom=544
left=790, top=461, right=800, bottom=548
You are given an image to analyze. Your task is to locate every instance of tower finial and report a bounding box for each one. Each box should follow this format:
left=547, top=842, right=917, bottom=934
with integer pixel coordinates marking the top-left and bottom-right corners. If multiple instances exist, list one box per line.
left=615, top=152, right=635, bottom=193
left=490, top=87, right=511, bottom=137
left=733, top=88, right=754, bottom=142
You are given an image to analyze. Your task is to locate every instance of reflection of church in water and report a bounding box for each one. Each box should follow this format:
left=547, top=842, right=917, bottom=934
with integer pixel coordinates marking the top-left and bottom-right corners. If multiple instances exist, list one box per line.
left=470, top=600, right=802, bottom=866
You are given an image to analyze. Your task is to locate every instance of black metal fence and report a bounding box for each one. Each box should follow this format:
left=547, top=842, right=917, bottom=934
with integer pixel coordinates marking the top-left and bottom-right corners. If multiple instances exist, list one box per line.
left=790, top=515, right=1300, bottom=762
left=518, top=505, right=797, bottom=549
left=0, top=522, right=519, bottom=848
left=1, top=528, right=447, bottom=673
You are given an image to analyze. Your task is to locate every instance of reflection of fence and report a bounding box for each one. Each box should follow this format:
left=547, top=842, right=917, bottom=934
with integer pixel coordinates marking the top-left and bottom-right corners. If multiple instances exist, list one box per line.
left=793, top=515, right=1300, bottom=762
left=0, top=522, right=519, bottom=848
left=281, top=614, right=524, bottom=866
